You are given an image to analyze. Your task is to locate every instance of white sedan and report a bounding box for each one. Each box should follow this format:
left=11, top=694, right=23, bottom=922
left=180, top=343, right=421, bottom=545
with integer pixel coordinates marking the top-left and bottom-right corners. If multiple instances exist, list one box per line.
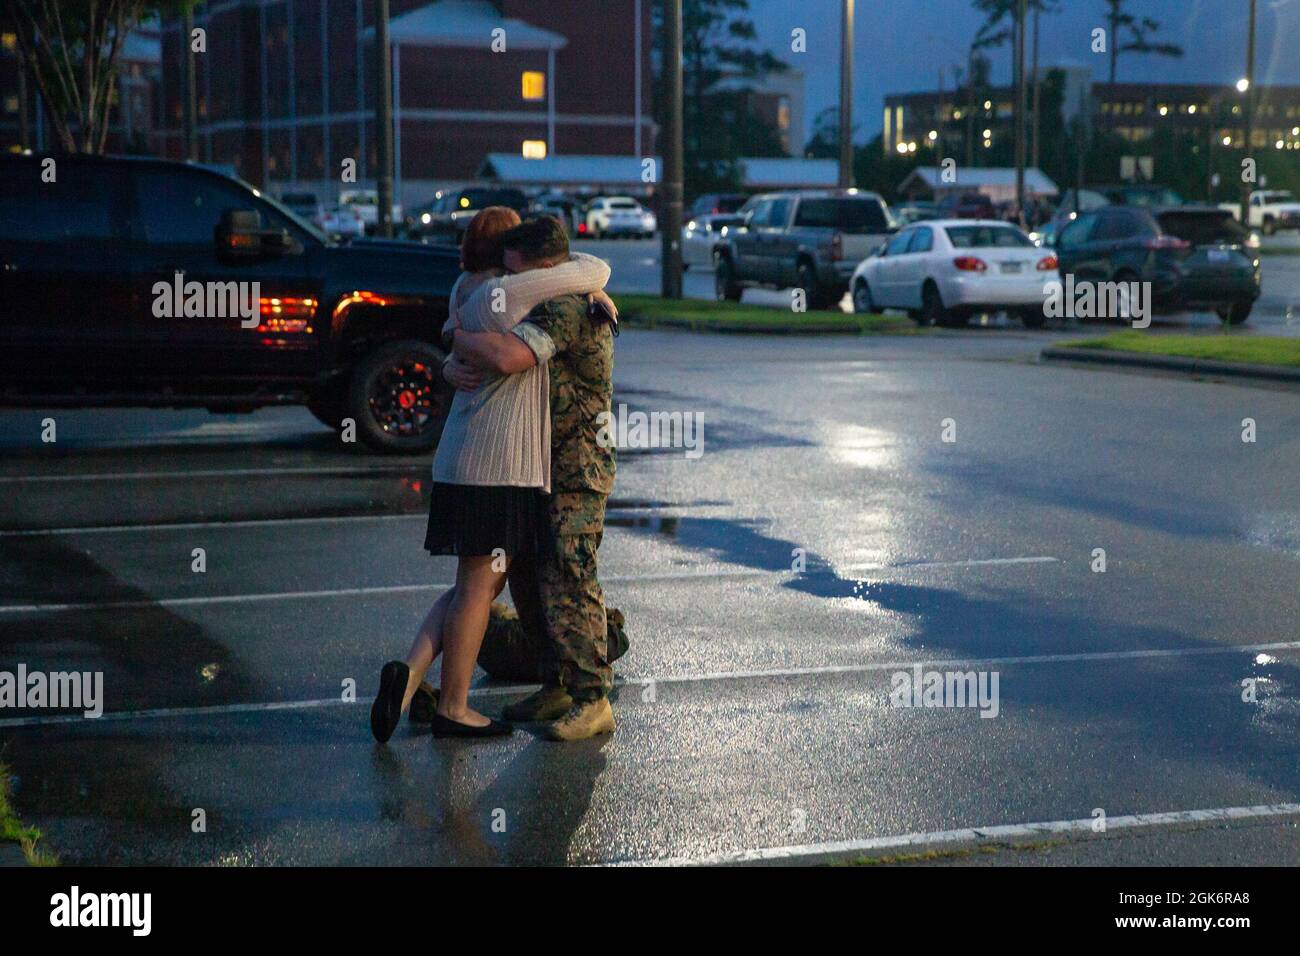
left=584, top=196, right=656, bottom=238
left=680, top=212, right=744, bottom=270
left=850, top=219, right=1057, bottom=327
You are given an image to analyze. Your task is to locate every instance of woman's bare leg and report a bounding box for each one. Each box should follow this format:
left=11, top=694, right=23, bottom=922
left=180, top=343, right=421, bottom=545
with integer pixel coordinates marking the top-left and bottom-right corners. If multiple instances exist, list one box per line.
left=437, top=555, right=508, bottom=726
left=400, top=587, right=454, bottom=712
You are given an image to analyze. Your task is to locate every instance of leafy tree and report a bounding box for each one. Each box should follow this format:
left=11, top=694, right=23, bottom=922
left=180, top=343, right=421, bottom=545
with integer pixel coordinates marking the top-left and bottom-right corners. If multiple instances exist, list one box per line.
left=2, top=0, right=196, bottom=153
left=804, top=106, right=858, bottom=160
left=654, top=0, right=789, bottom=194
left=1101, top=0, right=1183, bottom=85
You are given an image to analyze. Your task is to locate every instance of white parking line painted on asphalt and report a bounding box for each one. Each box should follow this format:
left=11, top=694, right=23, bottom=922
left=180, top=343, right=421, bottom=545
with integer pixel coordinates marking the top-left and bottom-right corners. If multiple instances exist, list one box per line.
left=0, top=556, right=1060, bottom=613
left=4, top=639, right=1298, bottom=729
left=608, top=802, right=1300, bottom=866
left=0, top=465, right=424, bottom=484
left=0, top=513, right=425, bottom=537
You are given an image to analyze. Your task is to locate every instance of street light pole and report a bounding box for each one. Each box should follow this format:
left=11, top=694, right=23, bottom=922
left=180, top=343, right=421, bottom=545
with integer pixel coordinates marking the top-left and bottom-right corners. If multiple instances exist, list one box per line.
left=1240, top=0, right=1257, bottom=226
left=660, top=0, right=684, bottom=298
left=375, top=0, right=395, bottom=238
left=838, top=0, right=855, bottom=188
left=1014, top=0, right=1027, bottom=226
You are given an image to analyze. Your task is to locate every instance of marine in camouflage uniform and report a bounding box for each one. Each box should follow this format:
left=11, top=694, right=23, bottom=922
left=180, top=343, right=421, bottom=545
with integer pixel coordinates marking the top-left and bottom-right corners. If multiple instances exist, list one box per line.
left=510, top=292, right=617, bottom=702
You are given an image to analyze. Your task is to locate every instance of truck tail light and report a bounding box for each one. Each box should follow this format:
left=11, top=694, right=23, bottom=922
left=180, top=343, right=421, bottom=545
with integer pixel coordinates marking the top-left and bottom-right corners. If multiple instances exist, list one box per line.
left=953, top=256, right=988, bottom=272
left=830, top=231, right=844, bottom=261
left=258, top=296, right=317, bottom=334
left=1037, top=255, right=1058, bottom=271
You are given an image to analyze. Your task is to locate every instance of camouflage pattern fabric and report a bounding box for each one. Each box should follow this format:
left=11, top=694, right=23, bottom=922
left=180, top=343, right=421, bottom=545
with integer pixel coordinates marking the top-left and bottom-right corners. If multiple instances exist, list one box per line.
left=516, top=294, right=616, bottom=699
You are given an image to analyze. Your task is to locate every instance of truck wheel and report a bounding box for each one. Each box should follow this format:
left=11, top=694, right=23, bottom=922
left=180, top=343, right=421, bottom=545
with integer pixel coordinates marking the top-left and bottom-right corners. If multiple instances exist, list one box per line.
left=797, top=262, right=830, bottom=310
left=715, top=257, right=742, bottom=301
left=346, top=340, right=450, bottom=454
left=1262, top=217, right=1276, bottom=237
left=1217, top=301, right=1253, bottom=325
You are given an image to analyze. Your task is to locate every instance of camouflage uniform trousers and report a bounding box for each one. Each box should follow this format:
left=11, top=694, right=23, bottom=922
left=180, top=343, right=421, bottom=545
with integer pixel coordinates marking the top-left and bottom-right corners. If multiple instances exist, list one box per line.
left=512, top=492, right=612, bottom=702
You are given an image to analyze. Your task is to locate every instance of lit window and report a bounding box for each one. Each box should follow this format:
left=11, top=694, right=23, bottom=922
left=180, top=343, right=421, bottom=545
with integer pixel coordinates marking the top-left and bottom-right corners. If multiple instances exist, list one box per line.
left=1, top=33, right=16, bottom=52
left=521, top=71, right=545, bottom=101
left=522, top=140, right=547, bottom=159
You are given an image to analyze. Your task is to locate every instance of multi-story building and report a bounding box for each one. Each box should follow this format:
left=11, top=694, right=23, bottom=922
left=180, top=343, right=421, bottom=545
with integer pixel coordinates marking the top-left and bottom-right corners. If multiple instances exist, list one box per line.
left=884, top=71, right=1300, bottom=159
left=150, top=0, right=654, bottom=204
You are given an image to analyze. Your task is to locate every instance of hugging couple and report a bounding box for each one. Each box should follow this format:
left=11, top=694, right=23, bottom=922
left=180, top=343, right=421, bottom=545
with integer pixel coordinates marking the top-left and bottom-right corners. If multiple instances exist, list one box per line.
left=370, top=209, right=621, bottom=744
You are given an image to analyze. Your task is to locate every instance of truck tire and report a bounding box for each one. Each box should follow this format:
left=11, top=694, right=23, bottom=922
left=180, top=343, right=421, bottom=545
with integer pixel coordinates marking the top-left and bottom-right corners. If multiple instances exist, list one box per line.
left=346, top=339, right=450, bottom=454
left=797, top=261, right=830, bottom=310
left=715, top=256, right=742, bottom=301
left=1262, top=217, right=1276, bottom=236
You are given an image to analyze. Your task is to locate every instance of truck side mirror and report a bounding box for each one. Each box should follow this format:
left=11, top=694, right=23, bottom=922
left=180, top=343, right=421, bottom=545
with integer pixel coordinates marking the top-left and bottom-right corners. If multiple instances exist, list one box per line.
left=215, top=209, right=296, bottom=259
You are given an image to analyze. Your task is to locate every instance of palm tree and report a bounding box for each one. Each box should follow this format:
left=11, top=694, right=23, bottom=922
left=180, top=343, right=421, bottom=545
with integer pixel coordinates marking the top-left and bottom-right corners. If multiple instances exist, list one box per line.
left=1102, top=0, right=1184, bottom=85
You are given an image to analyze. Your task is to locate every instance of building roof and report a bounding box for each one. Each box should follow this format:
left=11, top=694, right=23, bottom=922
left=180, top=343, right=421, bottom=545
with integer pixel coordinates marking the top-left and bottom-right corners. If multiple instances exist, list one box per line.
left=899, top=166, right=1059, bottom=195
left=739, top=158, right=839, bottom=188
left=368, top=1, right=567, bottom=51
left=479, top=154, right=659, bottom=187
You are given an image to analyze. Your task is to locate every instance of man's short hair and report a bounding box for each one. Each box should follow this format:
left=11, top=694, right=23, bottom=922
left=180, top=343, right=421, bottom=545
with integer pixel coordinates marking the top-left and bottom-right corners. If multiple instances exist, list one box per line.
left=501, top=215, right=569, bottom=264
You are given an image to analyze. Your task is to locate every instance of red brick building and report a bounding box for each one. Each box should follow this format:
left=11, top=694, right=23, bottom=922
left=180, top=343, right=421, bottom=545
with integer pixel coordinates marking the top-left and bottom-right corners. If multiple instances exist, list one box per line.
left=152, top=0, right=654, bottom=204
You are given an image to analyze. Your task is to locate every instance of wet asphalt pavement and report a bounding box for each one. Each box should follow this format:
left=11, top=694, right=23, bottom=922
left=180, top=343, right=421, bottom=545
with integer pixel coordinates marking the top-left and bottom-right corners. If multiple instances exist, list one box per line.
left=2, top=328, right=1299, bottom=866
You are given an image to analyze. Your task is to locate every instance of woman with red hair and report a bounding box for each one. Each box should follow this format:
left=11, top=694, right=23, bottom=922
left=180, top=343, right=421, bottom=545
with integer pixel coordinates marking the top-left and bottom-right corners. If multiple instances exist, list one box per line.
left=370, top=207, right=614, bottom=741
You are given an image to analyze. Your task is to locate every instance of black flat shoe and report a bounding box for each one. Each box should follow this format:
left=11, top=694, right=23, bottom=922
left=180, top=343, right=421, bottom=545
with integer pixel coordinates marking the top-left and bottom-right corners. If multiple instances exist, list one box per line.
left=431, top=713, right=515, bottom=739
left=370, top=661, right=409, bottom=743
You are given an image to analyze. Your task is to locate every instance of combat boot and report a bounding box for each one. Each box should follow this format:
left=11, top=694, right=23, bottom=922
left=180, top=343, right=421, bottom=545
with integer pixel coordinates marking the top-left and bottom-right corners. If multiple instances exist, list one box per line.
left=504, top=685, right=573, bottom=722
left=544, top=697, right=615, bottom=741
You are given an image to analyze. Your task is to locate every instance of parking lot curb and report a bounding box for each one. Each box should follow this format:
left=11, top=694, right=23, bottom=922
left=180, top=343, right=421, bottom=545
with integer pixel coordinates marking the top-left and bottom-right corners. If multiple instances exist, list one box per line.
left=1040, top=346, right=1300, bottom=384
left=621, top=315, right=918, bottom=336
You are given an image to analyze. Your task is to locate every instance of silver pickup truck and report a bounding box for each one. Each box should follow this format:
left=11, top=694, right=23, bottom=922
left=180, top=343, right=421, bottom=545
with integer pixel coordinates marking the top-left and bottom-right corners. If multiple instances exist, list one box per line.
left=714, top=190, right=896, bottom=309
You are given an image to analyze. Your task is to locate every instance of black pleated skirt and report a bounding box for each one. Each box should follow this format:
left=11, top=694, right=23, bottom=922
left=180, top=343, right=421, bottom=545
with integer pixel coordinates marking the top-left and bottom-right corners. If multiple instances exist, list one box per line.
left=423, top=482, right=548, bottom=557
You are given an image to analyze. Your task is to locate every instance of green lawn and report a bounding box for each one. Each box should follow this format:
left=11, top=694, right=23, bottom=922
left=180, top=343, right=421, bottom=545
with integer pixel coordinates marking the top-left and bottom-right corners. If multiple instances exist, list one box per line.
left=1058, top=330, right=1300, bottom=368
left=615, top=294, right=918, bottom=334
left=0, top=763, right=57, bottom=866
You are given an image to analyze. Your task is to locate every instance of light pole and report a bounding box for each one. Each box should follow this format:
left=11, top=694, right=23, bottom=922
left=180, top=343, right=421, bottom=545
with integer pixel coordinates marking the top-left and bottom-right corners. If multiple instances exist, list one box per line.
left=838, top=0, right=854, bottom=188
left=660, top=0, right=684, bottom=298
left=1014, top=0, right=1028, bottom=226
left=375, top=0, right=395, bottom=238
left=1240, top=0, right=1257, bottom=226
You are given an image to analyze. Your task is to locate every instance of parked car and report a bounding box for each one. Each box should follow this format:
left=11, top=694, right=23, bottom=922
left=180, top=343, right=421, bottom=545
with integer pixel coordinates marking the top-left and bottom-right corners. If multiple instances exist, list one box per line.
left=0, top=153, right=461, bottom=452
left=1218, top=189, right=1300, bottom=235
left=850, top=220, right=1056, bottom=328
left=891, top=202, right=939, bottom=226
left=280, top=190, right=322, bottom=221
left=339, top=189, right=403, bottom=235
left=316, top=203, right=367, bottom=239
left=690, top=193, right=748, bottom=217
left=681, top=213, right=744, bottom=270
left=583, top=196, right=656, bottom=238
left=1054, top=205, right=1261, bottom=325
left=936, top=191, right=998, bottom=220
left=713, top=190, right=895, bottom=309
left=530, top=191, right=582, bottom=236
left=407, top=186, right=529, bottom=242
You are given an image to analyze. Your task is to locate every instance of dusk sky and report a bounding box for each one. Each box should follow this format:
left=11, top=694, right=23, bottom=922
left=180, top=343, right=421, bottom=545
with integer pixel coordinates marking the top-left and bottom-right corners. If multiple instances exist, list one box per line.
left=743, top=0, right=1300, bottom=145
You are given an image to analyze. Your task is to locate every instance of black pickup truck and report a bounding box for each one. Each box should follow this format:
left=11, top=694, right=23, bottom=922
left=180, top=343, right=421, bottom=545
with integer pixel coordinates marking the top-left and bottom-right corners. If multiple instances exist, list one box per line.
left=0, top=153, right=460, bottom=453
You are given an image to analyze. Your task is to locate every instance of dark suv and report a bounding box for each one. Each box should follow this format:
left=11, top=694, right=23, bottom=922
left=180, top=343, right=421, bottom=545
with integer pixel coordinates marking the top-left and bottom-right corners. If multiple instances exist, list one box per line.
left=1054, top=205, right=1261, bottom=325
left=0, top=154, right=460, bottom=452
